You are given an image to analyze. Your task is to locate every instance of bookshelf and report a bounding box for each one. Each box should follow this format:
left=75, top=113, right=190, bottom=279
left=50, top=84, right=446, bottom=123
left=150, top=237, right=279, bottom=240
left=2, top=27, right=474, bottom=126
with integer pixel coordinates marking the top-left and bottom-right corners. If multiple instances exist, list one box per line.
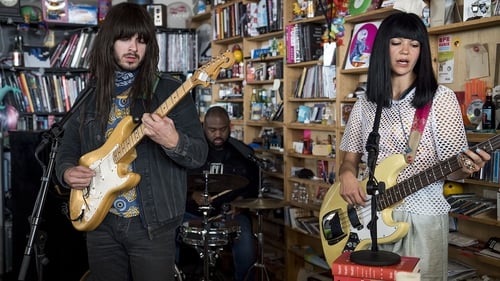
left=190, top=1, right=287, bottom=279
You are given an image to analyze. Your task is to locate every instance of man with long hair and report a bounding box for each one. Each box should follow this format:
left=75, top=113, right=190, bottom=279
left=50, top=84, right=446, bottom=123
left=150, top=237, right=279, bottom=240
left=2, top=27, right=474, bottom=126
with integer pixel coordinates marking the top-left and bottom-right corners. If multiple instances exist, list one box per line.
left=55, top=3, right=208, bottom=280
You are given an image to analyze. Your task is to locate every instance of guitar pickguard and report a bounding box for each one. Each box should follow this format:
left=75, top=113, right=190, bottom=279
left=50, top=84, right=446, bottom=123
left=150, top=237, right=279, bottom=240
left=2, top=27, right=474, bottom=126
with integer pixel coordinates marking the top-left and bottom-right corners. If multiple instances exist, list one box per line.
left=319, top=154, right=410, bottom=267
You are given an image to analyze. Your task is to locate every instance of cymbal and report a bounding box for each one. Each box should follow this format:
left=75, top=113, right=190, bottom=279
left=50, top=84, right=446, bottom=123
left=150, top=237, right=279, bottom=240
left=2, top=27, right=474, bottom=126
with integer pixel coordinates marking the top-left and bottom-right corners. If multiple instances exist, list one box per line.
left=187, top=174, right=249, bottom=193
left=231, top=198, right=284, bottom=209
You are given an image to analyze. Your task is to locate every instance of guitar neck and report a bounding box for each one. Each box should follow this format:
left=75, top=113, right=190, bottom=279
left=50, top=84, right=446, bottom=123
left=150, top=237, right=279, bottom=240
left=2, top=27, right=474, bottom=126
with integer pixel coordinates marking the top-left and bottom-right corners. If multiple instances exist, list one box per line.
left=376, top=134, right=500, bottom=211
left=113, top=78, right=195, bottom=162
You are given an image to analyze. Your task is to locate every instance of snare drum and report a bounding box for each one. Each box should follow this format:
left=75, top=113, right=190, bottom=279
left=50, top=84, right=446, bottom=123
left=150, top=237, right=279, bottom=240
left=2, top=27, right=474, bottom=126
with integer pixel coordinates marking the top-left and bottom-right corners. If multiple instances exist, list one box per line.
left=180, top=219, right=240, bottom=247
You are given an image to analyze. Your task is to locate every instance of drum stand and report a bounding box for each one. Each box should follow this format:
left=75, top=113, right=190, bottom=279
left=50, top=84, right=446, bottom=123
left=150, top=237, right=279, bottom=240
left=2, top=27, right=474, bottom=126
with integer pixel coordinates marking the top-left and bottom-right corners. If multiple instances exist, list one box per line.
left=243, top=208, right=270, bottom=281
left=197, top=172, right=220, bottom=281
left=243, top=166, right=271, bottom=281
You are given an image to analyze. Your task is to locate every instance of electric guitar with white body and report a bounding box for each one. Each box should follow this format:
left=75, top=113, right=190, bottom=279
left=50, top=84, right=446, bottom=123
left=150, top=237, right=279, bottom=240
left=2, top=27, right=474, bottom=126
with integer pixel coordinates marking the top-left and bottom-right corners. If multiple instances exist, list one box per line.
left=319, top=134, right=500, bottom=267
left=69, top=51, right=235, bottom=231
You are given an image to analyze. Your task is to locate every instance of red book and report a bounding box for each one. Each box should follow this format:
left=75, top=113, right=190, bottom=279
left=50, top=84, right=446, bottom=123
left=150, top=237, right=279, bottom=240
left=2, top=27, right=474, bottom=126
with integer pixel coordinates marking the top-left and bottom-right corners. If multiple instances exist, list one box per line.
left=335, top=276, right=382, bottom=281
left=334, top=272, right=420, bottom=281
left=332, top=252, right=420, bottom=281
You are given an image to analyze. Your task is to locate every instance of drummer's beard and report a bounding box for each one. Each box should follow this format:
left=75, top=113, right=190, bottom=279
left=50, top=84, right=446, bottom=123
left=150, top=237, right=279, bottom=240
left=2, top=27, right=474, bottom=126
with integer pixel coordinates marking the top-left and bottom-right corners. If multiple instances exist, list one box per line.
left=210, top=138, right=226, bottom=150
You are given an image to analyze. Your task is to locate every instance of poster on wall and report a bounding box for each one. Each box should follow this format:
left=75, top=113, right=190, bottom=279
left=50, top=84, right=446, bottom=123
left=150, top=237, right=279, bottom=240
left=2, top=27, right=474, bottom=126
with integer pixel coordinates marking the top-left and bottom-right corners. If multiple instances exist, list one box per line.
left=437, top=35, right=455, bottom=84
left=343, top=21, right=381, bottom=70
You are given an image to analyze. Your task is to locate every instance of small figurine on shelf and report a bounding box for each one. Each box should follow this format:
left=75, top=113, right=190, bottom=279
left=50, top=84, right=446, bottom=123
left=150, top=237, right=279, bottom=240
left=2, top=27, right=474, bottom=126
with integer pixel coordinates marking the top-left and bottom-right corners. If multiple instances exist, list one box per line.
left=329, top=0, right=348, bottom=45
left=269, top=38, right=278, bottom=56
left=232, top=44, right=243, bottom=63
left=278, top=39, right=285, bottom=56
left=292, top=1, right=307, bottom=19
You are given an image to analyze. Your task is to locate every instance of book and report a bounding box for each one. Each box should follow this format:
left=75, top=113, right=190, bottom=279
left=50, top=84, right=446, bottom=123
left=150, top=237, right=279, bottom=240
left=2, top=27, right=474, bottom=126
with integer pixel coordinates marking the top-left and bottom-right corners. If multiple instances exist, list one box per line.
left=50, top=38, right=69, bottom=68
left=296, top=216, right=320, bottom=235
left=448, top=232, right=478, bottom=247
left=70, top=30, right=88, bottom=68
left=294, top=67, right=308, bottom=98
left=334, top=276, right=382, bottom=281
left=61, top=32, right=80, bottom=68
left=447, top=260, right=476, bottom=280
left=335, top=272, right=420, bottom=281
left=344, top=21, right=381, bottom=70
left=17, top=72, right=34, bottom=113
left=287, top=207, right=312, bottom=230
left=297, top=105, right=312, bottom=123
left=332, top=251, right=420, bottom=280
left=302, top=65, right=317, bottom=98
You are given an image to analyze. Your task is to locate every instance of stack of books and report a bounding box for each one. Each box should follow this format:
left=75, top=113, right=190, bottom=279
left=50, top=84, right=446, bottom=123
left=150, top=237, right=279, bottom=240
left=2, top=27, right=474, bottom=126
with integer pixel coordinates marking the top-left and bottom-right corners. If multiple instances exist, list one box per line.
left=332, top=251, right=420, bottom=281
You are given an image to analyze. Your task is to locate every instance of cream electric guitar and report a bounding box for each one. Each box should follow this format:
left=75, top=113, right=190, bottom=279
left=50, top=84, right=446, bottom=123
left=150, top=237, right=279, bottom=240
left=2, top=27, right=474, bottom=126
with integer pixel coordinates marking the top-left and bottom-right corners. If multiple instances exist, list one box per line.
left=69, top=51, right=235, bottom=231
left=319, top=134, right=500, bottom=267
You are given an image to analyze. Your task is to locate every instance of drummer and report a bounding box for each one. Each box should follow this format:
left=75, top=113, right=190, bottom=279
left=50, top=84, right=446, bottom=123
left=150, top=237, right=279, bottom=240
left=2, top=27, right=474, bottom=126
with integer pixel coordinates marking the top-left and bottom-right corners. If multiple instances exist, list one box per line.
left=184, top=106, right=259, bottom=281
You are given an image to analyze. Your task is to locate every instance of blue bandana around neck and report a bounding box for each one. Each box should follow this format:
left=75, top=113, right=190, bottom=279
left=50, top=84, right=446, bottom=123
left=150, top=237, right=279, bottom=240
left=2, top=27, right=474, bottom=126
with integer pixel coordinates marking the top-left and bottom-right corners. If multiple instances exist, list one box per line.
left=115, top=70, right=137, bottom=94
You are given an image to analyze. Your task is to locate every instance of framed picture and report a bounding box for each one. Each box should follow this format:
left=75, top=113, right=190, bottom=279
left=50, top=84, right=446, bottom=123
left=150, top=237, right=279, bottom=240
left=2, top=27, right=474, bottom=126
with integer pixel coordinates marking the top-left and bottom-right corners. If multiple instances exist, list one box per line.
left=344, top=21, right=381, bottom=70
left=254, top=62, right=267, bottom=81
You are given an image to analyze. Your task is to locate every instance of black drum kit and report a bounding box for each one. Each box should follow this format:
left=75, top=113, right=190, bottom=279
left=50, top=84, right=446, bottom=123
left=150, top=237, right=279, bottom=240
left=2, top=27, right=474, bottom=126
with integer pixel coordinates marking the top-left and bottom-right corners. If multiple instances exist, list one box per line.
left=178, top=172, right=284, bottom=281
left=81, top=171, right=283, bottom=281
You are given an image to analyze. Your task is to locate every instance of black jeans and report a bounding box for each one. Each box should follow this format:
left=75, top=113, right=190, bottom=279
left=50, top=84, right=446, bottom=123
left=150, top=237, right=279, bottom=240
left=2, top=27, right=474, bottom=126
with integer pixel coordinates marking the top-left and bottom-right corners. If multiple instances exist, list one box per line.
left=86, top=213, right=178, bottom=281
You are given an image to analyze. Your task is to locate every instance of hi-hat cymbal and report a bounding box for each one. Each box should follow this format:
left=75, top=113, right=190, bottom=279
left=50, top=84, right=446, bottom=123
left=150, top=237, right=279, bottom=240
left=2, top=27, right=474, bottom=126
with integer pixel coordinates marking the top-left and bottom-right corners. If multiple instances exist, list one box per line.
left=231, top=198, right=284, bottom=209
left=187, top=174, right=249, bottom=193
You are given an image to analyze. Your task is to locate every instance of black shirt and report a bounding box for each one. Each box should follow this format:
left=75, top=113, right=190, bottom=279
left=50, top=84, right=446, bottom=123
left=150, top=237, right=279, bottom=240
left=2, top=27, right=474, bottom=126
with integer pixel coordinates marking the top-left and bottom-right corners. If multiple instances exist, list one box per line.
left=186, top=137, right=259, bottom=216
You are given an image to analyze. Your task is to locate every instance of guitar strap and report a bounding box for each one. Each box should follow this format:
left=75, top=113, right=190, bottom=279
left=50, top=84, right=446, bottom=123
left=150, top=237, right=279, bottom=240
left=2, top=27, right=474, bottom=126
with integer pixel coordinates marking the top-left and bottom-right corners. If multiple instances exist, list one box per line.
left=405, top=101, right=432, bottom=163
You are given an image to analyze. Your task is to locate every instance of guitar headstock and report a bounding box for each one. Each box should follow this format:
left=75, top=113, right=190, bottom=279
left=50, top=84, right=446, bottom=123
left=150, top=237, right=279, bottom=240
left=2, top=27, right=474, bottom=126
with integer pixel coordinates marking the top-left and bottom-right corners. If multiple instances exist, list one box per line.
left=191, top=50, right=235, bottom=88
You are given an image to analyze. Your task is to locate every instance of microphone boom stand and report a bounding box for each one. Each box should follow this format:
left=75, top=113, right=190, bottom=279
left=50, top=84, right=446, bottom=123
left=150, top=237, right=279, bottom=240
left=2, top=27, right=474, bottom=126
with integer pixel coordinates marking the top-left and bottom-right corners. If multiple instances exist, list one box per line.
left=349, top=105, right=400, bottom=266
left=17, top=85, right=95, bottom=281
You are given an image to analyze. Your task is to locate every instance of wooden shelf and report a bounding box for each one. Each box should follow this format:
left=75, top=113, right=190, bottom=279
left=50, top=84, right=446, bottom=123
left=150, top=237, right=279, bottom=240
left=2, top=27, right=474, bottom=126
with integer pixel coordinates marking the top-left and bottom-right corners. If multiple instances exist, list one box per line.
left=190, top=8, right=212, bottom=22
left=287, top=152, right=335, bottom=162
left=288, top=97, right=336, bottom=103
left=285, top=60, right=321, bottom=68
left=286, top=122, right=336, bottom=131
left=245, top=120, right=283, bottom=127
left=448, top=246, right=500, bottom=277
left=428, top=16, right=500, bottom=35
left=466, top=131, right=500, bottom=143
left=215, top=77, right=244, bottom=83
left=288, top=177, right=332, bottom=191
left=463, top=178, right=500, bottom=188
left=449, top=210, right=500, bottom=227
left=344, top=7, right=399, bottom=23
left=246, top=55, right=284, bottom=63
left=213, top=98, right=244, bottom=103
left=245, top=30, right=284, bottom=42
left=213, top=36, right=243, bottom=45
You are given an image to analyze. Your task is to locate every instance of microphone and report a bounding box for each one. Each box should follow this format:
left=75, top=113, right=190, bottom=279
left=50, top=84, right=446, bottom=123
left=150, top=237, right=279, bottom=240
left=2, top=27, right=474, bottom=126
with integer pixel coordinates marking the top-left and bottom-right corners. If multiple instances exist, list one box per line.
left=228, top=138, right=269, bottom=169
